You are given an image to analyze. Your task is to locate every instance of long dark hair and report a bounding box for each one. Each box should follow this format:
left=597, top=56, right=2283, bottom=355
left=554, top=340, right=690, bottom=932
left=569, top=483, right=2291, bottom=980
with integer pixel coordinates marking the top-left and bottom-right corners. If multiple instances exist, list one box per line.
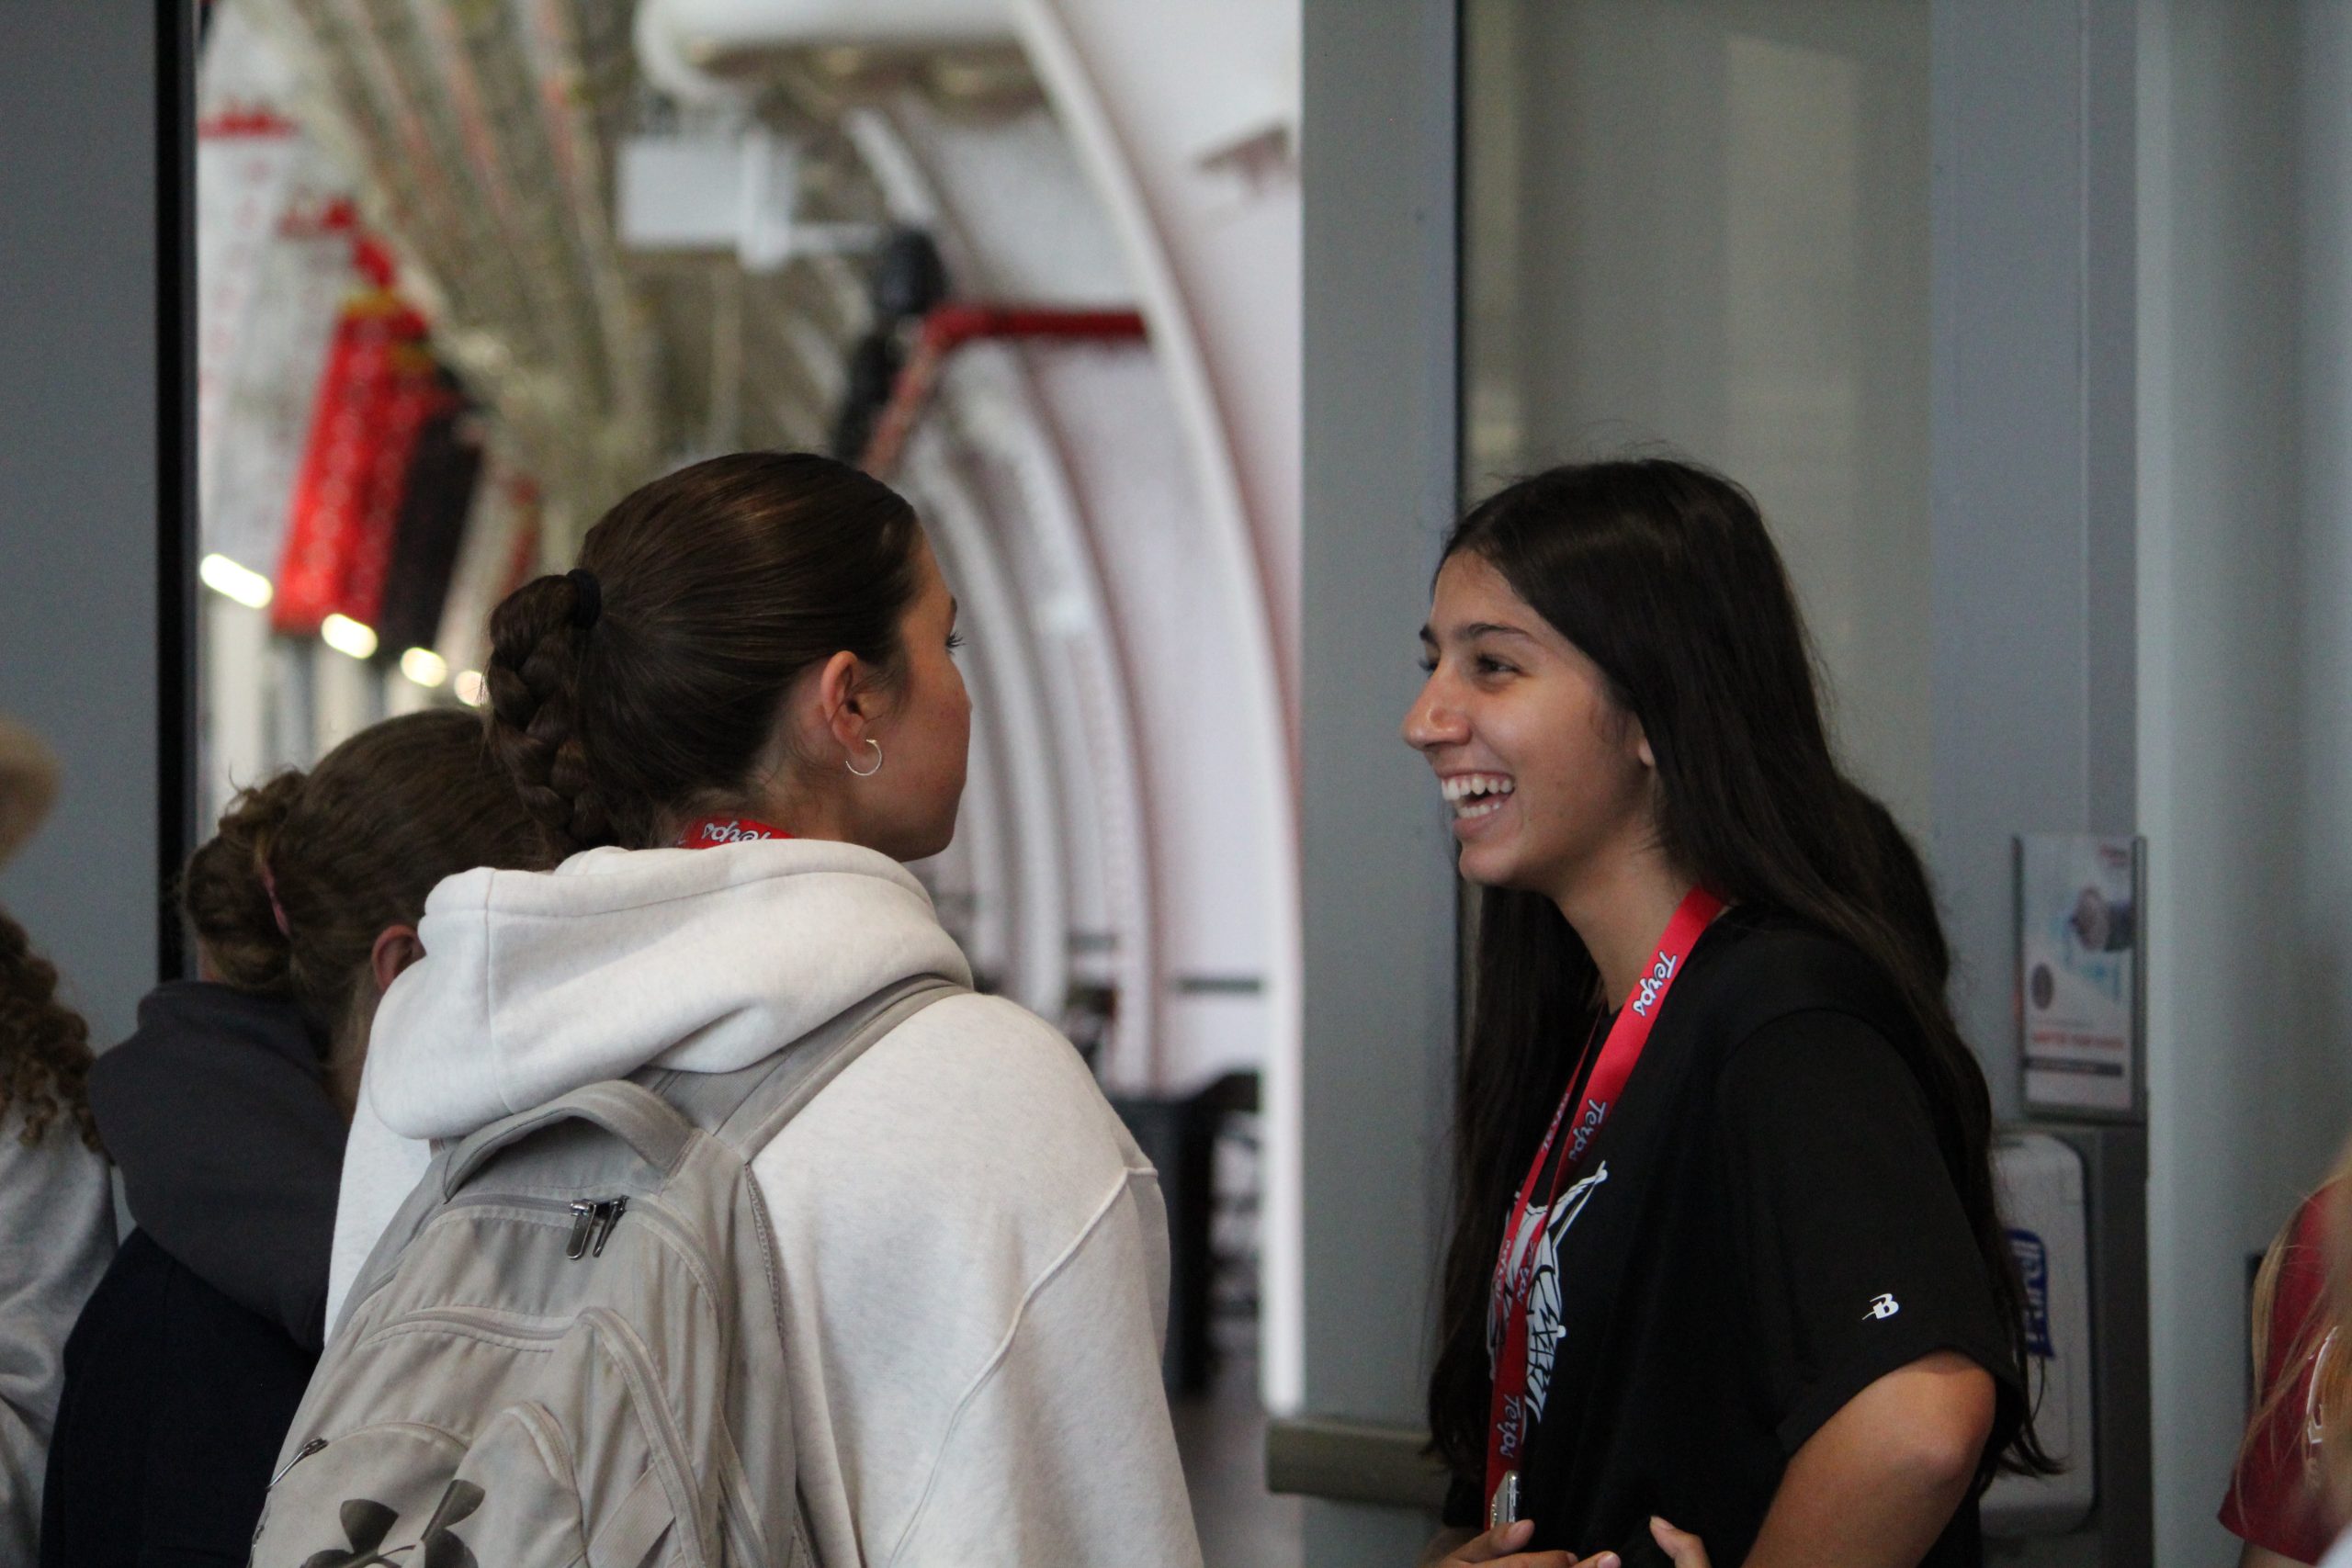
left=1425, top=458, right=2053, bottom=1484
left=485, top=452, right=923, bottom=854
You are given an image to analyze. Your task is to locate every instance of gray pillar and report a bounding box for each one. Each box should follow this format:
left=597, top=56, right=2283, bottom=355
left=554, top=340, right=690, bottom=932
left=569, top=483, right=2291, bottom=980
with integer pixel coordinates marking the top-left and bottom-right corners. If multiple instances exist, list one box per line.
left=1299, top=1, right=1462, bottom=1562
left=0, top=3, right=193, bottom=1046
left=1930, top=4, right=2147, bottom=1564
left=1928, top=0, right=2139, bottom=1111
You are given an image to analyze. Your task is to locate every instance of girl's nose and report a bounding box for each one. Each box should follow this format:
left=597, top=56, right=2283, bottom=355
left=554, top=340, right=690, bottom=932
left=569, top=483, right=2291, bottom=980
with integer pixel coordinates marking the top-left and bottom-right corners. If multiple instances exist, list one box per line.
left=1402, top=678, right=1466, bottom=752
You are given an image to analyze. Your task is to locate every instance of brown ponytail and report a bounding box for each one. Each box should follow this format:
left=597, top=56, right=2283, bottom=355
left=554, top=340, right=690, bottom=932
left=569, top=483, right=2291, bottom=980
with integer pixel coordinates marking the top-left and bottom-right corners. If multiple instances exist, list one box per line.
left=181, top=710, right=552, bottom=1056
left=182, top=771, right=306, bottom=997
left=0, top=907, right=100, bottom=1150
left=486, top=452, right=923, bottom=854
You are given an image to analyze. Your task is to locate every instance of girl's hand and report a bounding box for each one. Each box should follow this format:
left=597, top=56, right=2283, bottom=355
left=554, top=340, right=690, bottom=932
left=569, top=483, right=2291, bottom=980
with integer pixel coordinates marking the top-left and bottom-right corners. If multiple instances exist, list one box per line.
left=1648, top=1517, right=1708, bottom=1567
left=1436, top=1517, right=1615, bottom=1568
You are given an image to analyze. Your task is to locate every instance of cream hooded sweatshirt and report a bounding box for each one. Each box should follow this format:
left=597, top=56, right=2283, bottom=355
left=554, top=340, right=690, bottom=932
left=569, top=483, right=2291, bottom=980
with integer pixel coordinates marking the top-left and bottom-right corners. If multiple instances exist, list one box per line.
left=329, top=838, right=1202, bottom=1568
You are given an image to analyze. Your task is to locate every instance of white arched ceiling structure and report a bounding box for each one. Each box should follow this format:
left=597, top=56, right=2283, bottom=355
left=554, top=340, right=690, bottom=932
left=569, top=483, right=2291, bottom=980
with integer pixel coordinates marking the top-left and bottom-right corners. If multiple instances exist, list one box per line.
left=637, top=0, right=1306, bottom=1408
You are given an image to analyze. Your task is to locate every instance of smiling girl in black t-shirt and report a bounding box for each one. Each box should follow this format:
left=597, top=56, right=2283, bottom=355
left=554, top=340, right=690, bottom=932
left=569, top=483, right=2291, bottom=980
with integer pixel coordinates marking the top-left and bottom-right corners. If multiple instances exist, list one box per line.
left=1403, top=460, right=2052, bottom=1568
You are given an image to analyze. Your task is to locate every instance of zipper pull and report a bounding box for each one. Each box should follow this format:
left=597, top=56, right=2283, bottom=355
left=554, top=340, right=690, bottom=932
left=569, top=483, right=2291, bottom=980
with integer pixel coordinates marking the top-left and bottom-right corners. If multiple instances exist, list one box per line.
left=566, top=1200, right=597, bottom=1259
left=267, top=1437, right=327, bottom=1490
left=591, top=1196, right=628, bottom=1257
left=256, top=1437, right=329, bottom=1543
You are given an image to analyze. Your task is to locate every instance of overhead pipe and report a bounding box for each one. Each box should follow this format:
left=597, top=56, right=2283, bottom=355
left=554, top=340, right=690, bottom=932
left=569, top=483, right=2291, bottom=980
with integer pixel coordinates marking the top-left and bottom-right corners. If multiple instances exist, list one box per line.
left=635, top=0, right=1017, bottom=108
left=859, top=303, right=1147, bottom=477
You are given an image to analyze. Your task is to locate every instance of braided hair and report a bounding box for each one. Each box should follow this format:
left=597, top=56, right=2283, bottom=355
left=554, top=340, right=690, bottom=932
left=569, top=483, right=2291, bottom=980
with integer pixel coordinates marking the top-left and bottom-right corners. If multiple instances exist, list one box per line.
left=485, top=452, right=922, bottom=853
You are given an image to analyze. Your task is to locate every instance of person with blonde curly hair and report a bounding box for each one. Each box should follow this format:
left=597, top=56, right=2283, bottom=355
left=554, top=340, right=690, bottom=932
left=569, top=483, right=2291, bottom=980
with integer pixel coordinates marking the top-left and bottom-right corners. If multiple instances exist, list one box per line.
left=0, top=720, right=113, bottom=1566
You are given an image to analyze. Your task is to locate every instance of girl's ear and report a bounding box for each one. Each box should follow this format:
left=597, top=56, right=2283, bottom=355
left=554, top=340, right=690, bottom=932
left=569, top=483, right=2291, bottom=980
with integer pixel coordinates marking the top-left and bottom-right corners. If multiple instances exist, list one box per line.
left=369, top=924, right=425, bottom=998
left=813, top=649, right=872, bottom=752
left=1634, top=724, right=1657, bottom=772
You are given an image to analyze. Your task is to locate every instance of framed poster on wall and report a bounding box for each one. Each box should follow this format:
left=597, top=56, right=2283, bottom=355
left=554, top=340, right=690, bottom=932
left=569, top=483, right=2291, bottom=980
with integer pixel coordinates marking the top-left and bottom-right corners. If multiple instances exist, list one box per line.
left=2017, top=834, right=2147, bottom=1121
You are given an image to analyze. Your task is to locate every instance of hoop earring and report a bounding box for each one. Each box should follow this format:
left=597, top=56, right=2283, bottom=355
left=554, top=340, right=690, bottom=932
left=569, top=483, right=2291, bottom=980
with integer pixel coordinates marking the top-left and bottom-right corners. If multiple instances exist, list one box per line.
left=846, top=738, right=884, bottom=778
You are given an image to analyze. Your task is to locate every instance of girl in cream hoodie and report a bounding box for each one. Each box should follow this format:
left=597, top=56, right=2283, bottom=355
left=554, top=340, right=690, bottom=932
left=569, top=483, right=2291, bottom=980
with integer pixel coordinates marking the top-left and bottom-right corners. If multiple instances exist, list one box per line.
left=331, top=452, right=1201, bottom=1568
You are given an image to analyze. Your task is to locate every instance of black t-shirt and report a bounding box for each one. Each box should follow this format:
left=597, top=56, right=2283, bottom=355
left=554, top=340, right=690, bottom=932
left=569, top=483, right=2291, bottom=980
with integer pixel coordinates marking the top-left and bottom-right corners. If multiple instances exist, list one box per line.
left=1443, top=910, right=2023, bottom=1566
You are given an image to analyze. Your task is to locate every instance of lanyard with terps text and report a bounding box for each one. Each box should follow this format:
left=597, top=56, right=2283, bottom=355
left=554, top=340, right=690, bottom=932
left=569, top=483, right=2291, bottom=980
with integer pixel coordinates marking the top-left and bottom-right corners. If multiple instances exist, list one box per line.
left=675, top=816, right=793, bottom=848
left=1484, top=886, right=1726, bottom=1530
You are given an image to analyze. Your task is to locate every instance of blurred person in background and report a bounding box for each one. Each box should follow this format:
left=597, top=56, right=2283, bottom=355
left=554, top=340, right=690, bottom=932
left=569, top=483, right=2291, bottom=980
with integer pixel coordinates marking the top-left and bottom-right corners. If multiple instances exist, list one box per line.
left=38, top=708, right=548, bottom=1567
left=0, top=716, right=113, bottom=1565
left=2230, top=1149, right=2352, bottom=1566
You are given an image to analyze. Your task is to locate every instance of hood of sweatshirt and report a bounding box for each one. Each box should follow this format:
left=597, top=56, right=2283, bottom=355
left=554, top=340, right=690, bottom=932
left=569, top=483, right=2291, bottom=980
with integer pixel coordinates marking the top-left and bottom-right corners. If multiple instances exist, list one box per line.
left=365, top=838, right=974, bottom=1144
left=87, top=980, right=343, bottom=1348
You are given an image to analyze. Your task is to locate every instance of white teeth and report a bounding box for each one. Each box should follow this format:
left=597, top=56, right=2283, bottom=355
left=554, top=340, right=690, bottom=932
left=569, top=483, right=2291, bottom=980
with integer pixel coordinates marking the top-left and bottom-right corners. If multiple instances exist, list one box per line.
left=1441, top=773, right=1515, bottom=810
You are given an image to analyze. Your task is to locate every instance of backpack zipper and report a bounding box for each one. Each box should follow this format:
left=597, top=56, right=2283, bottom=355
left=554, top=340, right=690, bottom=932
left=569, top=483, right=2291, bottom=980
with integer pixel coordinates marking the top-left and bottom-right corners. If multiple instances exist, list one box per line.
left=268, top=1436, right=328, bottom=1487
left=567, top=1196, right=629, bottom=1259
left=252, top=1437, right=328, bottom=1544
left=413, top=1190, right=627, bottom=1262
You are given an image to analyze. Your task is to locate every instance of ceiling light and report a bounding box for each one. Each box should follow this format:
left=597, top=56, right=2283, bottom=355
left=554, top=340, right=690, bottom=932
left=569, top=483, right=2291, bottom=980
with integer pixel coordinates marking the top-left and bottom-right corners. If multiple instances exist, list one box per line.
left=198, top=553, right=273, bottom=610
left=321, top=614, right=379, bottom=660
left=400, top=647, right=449, bottom=688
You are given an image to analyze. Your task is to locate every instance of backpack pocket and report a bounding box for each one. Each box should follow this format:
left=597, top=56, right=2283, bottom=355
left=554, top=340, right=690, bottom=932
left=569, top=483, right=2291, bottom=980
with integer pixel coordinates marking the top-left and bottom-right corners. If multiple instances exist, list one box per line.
left=251, top=1307, right=692, bottom=1568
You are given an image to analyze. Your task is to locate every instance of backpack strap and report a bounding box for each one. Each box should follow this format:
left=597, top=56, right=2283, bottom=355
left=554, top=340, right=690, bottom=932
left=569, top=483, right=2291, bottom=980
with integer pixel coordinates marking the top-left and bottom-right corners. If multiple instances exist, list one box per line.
left=643, top=973, right=966, bottom=1156
left=333, top=975, right=963, bottom=1342
left=442, top=1080, right=697, bottom=1199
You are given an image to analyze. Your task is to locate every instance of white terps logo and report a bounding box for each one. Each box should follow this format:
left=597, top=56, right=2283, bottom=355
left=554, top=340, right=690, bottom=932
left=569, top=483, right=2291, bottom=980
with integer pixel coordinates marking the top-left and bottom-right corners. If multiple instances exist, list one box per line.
left=1516, top=1163, right=1610, bottom=1428
left=1629, top=952, right=1680, bottom=1018
left=1865, top=1292, right=1901, bottom=1321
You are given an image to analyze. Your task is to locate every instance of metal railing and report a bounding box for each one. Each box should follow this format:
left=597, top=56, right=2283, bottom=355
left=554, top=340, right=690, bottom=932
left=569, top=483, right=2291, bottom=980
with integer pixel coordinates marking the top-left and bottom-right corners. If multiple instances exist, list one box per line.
left=1264, top=1416, right=1450, bottom=1511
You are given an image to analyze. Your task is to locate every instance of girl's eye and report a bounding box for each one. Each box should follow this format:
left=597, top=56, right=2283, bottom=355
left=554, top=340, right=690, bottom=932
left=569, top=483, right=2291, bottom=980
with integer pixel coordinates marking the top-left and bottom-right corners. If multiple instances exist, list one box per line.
left=946, top=631, right=966, bottom=652
left=1475, top=656, right=1513, bottom=676
left=1416, top=657, right=1437, bottom=673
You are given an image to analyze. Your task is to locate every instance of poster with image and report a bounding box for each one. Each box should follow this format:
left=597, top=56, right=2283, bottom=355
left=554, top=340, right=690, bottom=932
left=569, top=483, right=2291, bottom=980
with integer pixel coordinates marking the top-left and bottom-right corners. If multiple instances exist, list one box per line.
left=2018, top=834, right=2144, bottom=1120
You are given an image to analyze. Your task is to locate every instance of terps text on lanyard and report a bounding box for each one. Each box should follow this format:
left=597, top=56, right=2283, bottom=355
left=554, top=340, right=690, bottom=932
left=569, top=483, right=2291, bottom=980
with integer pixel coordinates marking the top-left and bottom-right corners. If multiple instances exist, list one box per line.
left=675, top=816, right=792, bottom=848
left=1484, top=886, right=1725, bottom=1530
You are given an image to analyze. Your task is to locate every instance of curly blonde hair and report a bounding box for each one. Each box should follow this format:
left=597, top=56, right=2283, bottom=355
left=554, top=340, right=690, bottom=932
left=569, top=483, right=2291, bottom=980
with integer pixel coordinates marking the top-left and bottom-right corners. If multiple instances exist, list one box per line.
left=0, top=905, right=100, bottom=1150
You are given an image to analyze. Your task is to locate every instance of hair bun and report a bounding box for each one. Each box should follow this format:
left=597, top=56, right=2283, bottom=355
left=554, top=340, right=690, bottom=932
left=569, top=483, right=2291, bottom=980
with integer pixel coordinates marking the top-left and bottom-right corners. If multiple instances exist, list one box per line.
left=566, top=569, right=602, bottom=629
left=181, top=770, right=306, bottom=993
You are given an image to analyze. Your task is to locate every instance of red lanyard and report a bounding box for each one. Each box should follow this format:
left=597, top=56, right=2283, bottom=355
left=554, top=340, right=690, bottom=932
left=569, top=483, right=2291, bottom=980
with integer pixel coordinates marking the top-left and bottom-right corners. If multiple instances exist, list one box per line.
left=675, top=816, right=792, bottom=848
left=1484, top=886, right=1725, bottom=1528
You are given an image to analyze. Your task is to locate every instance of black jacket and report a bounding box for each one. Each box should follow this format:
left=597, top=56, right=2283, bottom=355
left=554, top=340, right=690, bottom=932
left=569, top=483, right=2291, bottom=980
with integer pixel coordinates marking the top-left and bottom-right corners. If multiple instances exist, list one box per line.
left=40, top=982, right=343, bottom=1566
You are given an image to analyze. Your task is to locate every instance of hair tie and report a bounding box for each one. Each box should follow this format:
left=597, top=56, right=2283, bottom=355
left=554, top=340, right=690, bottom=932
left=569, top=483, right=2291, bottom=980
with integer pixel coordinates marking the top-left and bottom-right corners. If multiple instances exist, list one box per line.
left=567, top=568, right=603, bottom=630
left=256, top=855, right=291, bottom=941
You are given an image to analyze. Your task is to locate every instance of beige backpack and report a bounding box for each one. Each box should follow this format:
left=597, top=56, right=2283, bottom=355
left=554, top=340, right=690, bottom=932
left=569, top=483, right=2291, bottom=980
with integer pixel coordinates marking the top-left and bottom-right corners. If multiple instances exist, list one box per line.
left=249, top=976, right=961, bottom=1568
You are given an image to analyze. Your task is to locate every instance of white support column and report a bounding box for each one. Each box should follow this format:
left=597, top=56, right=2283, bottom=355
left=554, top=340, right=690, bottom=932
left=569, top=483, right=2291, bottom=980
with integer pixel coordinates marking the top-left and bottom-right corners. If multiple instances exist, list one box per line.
left=200, top=595, right=272, bottom=824
left=312, top=643, right=381, bottom=758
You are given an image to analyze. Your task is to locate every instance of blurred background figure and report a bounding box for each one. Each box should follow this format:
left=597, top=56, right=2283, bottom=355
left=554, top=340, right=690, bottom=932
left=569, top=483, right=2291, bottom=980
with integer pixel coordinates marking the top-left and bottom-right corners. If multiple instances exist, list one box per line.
left=0, top=718, right=112, bottom=1566
left=37, top=710, right=549, bottom=1565
left=2227, top=1153, right=2352, bottom=1567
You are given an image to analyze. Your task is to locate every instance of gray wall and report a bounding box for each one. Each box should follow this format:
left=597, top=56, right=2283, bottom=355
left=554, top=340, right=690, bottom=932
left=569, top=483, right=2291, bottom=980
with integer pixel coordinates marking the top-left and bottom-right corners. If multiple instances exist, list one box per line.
left=2138, top=3, right=2350, bottom=1560
left=0, top=3, right=187, bottom=1046
left=1928, top=0, right=2140, bottom=1113
left=1298, top=0, right=1460, bottom=1561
